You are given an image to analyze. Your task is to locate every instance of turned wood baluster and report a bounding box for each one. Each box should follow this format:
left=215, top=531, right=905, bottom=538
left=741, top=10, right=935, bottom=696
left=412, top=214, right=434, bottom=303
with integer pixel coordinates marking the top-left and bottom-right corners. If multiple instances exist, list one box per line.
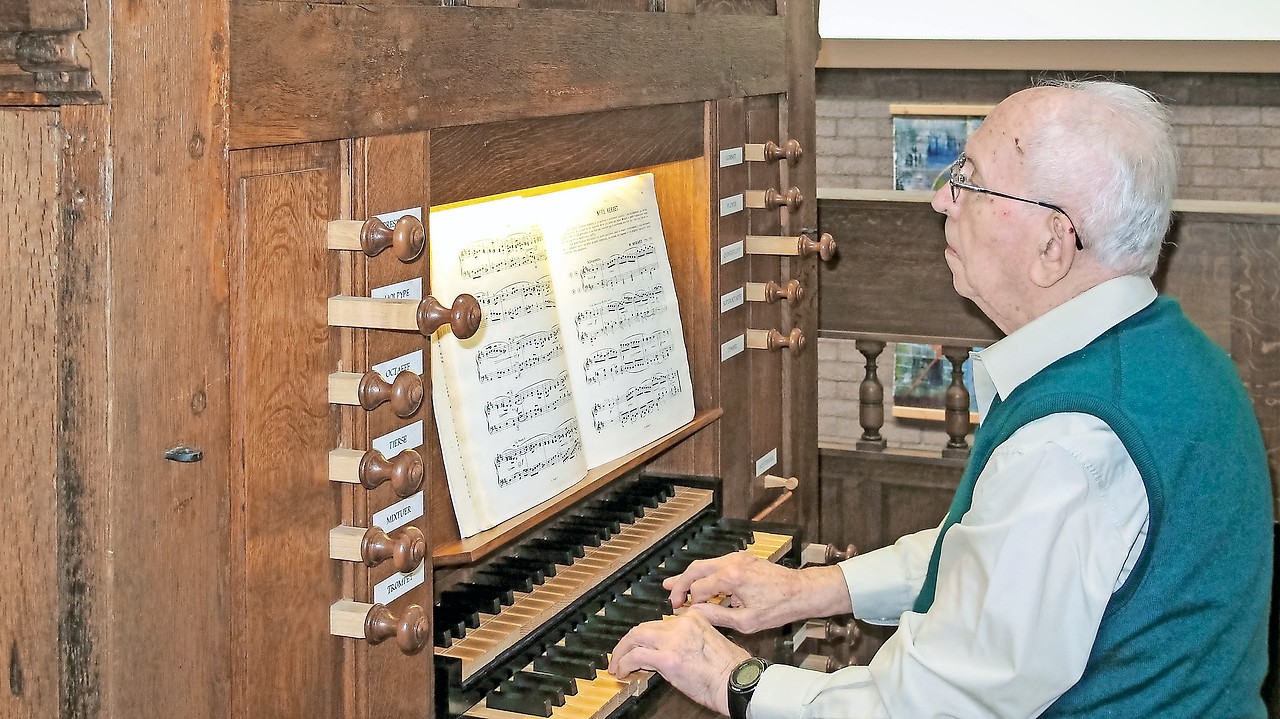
left=359, top=448, right=424, bottom=497
left=941, top=346, right=973, bottom=458
left=855, top=340, right=887, bottom=451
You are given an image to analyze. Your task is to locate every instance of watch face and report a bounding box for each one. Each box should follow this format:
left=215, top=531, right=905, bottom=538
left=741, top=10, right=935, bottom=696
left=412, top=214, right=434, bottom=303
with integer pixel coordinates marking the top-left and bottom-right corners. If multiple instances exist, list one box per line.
left=731, top=658, right=765, bottom=688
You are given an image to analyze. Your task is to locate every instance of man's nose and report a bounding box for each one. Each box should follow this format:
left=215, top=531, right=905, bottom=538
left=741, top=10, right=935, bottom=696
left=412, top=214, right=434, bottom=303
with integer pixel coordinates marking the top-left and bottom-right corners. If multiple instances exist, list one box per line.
left=930, top=183, right=953, bottom=215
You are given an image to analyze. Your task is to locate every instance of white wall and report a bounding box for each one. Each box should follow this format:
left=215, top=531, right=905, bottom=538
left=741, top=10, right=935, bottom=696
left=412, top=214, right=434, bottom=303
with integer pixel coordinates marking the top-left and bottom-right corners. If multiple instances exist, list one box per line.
left=818, top=0, right=1280, bottom=41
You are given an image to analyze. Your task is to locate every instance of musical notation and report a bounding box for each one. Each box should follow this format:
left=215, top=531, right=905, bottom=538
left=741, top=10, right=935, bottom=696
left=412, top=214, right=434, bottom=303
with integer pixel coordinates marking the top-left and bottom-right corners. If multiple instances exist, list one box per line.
left=583, top=331, right=675, bottom=385
left=459, top=230, right=548, bottom=279
left=590, top=370, right=684, bottom=431
left=573, top=285, right=667, bottom=344
left=572, top=243, right=660, bottom=293
left=475, top=276, right=555, bottom=324
left=494, top=419, right=583, bottom=487
left=475, top=326, right=564, bottom=383
left=484, top=372, right=573, bottom=434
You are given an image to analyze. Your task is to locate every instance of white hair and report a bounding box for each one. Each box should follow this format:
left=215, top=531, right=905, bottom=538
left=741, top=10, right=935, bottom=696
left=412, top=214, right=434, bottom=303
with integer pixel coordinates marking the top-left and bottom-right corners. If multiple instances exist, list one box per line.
left=1019, top=80, right=1178, bottom=276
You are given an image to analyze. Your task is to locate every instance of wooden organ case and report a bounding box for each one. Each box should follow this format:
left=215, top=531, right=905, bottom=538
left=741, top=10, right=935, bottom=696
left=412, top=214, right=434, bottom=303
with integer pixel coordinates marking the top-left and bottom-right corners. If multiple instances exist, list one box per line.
left=1, top=2, right=829, bottom=718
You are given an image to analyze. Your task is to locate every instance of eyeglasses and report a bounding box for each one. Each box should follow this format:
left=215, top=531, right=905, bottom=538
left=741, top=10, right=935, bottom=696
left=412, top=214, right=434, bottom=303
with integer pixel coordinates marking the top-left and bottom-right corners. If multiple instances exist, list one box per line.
left=944, top=154, right=1084, bottom=251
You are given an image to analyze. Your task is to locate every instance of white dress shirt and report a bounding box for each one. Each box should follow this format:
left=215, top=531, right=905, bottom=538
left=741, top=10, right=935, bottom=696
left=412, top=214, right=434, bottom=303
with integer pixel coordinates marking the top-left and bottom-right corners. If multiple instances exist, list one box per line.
left=751, top=276, right=1157, bottom=719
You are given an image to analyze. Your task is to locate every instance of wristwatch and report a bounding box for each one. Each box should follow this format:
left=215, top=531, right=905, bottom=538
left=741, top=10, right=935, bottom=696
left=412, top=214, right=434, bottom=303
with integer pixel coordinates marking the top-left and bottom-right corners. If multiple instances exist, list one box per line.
left=727, top=656, right=770, bottom=719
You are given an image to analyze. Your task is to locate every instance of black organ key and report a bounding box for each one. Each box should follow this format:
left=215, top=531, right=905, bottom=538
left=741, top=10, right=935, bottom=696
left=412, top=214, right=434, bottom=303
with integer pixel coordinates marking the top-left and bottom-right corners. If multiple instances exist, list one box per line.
left=545, top=643, right=608, bottom=670
left=533, top=654, right=597, bottom=681
left=513, top=669, right=578, bottom=697
left=438, top=586, right=504, bottom=616
left=519, top=540, right=580, bottom=566
left=574, top=511, right=624, bottom=535
left=564, top=627, right=619, bottom=653
left=604, top=595, right=664, bottom=624
left=493, top=556, right=557, bottom=582
left=486, top=686, right=556, bottom=717
left=591, top=497, right=646, bottom=520
left=433, top=613, right=468, bottom=647
left=544, top=526, right=605, bottom=549
left=473, top=569, right=534, bottom=595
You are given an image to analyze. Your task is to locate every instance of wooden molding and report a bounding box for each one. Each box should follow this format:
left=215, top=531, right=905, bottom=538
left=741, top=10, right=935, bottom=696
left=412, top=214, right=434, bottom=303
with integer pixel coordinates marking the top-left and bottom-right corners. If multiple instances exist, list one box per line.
left=818, top=39, right=1280, bottom=73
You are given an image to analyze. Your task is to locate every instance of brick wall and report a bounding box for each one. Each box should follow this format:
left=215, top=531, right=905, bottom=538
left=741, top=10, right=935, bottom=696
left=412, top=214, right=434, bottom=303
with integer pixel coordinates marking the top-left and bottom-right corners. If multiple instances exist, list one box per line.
left=816, top=69, right=1280, bottom=447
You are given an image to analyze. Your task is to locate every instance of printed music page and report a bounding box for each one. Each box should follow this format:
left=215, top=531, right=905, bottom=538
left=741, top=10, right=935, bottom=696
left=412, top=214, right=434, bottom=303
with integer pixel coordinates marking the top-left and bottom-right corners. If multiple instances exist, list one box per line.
left=536, top=173, right=695, bottom=468
left=431, top=196, right=588, bottom=538
left=429, top=173, right=693, bottom=537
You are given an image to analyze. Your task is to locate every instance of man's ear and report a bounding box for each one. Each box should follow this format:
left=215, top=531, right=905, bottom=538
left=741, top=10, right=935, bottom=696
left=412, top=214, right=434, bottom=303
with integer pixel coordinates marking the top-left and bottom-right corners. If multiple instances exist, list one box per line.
left=1030, top=214, right=1075, bottom=288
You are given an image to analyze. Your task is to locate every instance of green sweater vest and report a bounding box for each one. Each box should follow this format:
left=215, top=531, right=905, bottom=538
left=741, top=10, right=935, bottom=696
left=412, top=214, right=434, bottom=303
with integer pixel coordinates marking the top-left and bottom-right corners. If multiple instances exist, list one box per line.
left=912, top=296, right=1272, bottom=717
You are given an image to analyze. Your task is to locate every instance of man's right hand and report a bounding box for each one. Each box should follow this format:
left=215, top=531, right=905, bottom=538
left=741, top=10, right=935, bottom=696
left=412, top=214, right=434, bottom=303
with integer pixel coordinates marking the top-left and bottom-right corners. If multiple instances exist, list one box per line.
left=664, top=551, right=853, bottom=634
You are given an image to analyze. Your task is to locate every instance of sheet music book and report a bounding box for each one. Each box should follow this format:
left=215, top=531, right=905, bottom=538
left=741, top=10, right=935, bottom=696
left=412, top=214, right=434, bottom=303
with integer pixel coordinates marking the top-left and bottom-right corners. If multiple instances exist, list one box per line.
left=430, top=174, right=695, bottom=538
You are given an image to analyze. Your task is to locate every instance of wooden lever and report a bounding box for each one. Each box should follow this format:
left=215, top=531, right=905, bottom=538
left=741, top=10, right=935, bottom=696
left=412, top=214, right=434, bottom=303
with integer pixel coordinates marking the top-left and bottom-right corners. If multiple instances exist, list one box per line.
left=745, top=187, right=803, bottom=213
left=326, top=215, right=425, bottom=263
left=329, top=370, right=423, bottom=417
left=798, top=232, right=837, bottom=262
left=745, top=139, right=803, bottom=165
left=800, top=542, right=858, bottom=566
left=327, top=293, right=482, bottom=339
left=328, top=448, right=424, bottom=497
left=746, top=327, right=805, bottom=354
left=746, top=279, right=802, bottom=304
left=760, top=474, right=799, bottom=490
left=330, top=601, right=430, bottom=655
left=330, top=525, right=426, bottom=573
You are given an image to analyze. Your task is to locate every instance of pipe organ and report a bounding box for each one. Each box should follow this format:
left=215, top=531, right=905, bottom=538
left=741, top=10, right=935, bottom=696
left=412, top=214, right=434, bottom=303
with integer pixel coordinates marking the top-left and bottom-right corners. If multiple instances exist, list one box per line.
left=1, top=2, right=852, bottom=717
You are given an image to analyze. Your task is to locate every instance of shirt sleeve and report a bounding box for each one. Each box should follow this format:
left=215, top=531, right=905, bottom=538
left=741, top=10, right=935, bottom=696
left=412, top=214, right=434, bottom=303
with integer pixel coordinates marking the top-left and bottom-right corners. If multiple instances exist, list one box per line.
left=841, top=525, right=940, bottom=625
left=748, top=413, right=1148, bottom=719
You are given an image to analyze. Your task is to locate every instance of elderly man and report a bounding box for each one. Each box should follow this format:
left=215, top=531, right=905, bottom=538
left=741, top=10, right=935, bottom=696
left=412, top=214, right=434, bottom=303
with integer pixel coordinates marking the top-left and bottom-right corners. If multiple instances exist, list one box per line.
left=609, top=80, right=1272, bottom=718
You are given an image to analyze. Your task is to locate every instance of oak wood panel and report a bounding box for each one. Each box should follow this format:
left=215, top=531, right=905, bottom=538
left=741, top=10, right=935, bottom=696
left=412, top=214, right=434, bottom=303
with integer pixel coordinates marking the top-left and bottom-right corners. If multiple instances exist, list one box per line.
left=1, top=109, right=61, bottom=719
left=105, top=0, right=232, bottom=712
left=430, top=103, right=704, bottom=206
left=231, top=141, right=345, bottom=718
left=695, top=0, right=776, bottom=13
left=230, top=4, right=787, bottom=148
left=745, top=95, right=788, bottom=523
left=356, top=133, right=437, bottom=718
left=781, top=0, right=820, bottom=541
left=817, top=198, right=1001, bottom=346
left=0, top=0, right=83, bottom=31
left=56, top=103, right=110, bottom=719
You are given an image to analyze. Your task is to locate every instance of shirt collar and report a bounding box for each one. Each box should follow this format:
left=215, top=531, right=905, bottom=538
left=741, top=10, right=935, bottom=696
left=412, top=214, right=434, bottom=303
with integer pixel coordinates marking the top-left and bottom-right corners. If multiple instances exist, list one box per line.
left=971, top=276, right=1158, bottom=415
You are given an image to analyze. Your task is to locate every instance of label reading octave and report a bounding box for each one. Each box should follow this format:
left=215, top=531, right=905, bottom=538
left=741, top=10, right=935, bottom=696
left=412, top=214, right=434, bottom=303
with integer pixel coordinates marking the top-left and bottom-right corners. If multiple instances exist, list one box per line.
left=373, top=207, right=422, bottom=226
left=755, top=448, right=778, bottom=477
left=373, top=350, right=425, bottom=383
left=720, top=334, right=745, bottom=362
left=373, top=492, right=424, bottom=534
left=720, top=287, right=745, bottom=313
left=371, top=277, right=422, bottom=301
left=374, top=561, right=426, bottom=605
left=720, top=241, right=745, bottom=266
left=372, top=420, right=424, bottom=460
left=719, top=147, right=744, bottom=168
left=719, top=194, right=744, bottom=217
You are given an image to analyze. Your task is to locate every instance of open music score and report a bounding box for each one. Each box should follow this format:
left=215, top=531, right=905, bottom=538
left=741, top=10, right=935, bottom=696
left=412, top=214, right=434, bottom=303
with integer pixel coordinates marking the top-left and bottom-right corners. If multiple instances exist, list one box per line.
left=430, top=174, right=695, bottom=538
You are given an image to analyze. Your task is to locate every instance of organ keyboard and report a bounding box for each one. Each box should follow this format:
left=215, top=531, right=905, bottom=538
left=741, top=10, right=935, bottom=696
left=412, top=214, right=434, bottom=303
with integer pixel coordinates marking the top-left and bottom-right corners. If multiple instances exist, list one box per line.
left=434, top=474, right=798, bottom=719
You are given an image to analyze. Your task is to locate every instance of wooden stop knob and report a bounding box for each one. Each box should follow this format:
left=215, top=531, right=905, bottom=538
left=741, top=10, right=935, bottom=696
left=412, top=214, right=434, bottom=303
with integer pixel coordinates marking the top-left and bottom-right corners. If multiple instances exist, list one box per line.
left=823, top=618, right=860, bottom=643
left=365, top=603, right=430, bottom=655
left=825, top=543, right=857, bottom=563
left=357, top=370, right=423, bottom=418
left=764, top=279, right=803, bottom=304
left=416, top=293, right=483, bottom=339
left=764, top=187, right=804, bottom=212
left=358, top=448, right=424, bottom=497
left=361, top=525, right=426, bottom=573
left=763, top=139, right=803, bottom=165
left=798, top=232, right=837, bottom=262
left=767, top=327, right=805, bottom=355
left=360, top=215, right=425, bottom=263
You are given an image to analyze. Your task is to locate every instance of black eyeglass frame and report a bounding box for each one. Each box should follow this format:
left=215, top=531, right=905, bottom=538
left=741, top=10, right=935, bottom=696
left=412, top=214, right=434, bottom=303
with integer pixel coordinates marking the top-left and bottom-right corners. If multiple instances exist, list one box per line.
left=946, top=154, right=1085, bottom=252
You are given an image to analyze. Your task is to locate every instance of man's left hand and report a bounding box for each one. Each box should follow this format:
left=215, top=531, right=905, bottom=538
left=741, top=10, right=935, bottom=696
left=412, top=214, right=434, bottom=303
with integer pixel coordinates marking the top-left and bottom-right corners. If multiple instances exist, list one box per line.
left=608, top=610, right=750, bottom=715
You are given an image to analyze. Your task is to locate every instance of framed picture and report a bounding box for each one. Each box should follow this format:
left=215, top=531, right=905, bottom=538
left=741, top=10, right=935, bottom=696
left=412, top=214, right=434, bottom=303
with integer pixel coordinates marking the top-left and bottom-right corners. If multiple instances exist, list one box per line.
left=891, top=343, right=980, bottom=423
left=890, top=103, right=989, bottom=191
